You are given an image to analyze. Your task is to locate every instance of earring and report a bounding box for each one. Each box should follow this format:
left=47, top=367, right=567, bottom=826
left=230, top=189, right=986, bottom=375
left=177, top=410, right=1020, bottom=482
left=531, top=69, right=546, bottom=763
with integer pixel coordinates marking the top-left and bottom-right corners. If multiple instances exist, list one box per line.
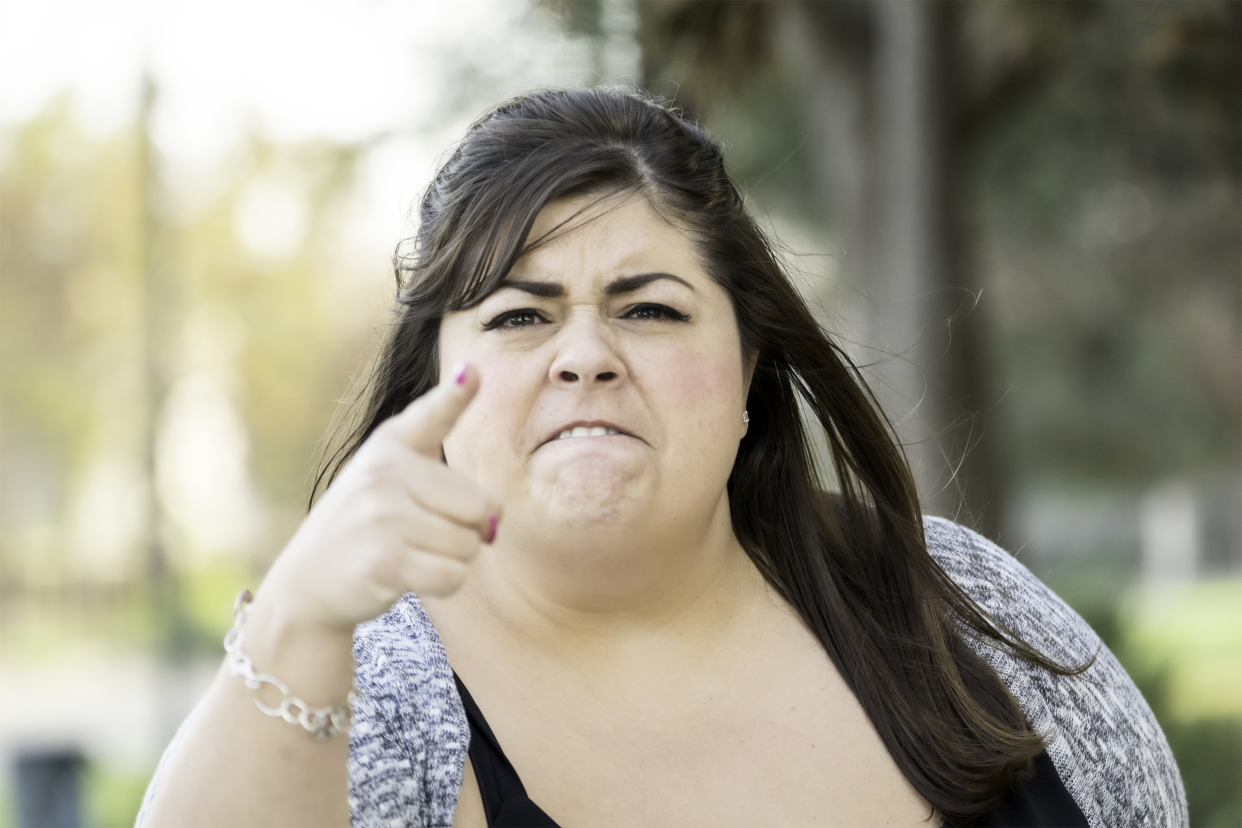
left=742, top=410, right=750, bottom=423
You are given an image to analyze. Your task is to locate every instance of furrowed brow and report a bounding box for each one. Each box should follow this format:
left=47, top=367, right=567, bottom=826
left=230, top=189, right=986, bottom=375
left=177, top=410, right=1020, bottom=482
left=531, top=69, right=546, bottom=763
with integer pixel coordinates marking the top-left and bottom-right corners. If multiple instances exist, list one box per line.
left=604, top=272, right=695, bottom=296
left=497, top=279, right=566, bottom=298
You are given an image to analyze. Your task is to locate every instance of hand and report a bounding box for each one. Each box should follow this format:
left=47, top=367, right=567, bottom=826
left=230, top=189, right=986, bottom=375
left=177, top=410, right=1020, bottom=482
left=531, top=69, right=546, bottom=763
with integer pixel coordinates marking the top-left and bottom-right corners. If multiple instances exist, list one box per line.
left=256, top=362, right=500, bottom=637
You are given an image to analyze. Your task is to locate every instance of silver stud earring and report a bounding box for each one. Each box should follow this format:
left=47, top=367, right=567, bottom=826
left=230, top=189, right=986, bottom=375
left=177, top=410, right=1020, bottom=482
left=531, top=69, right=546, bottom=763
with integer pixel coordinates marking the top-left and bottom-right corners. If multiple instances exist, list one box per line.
left=742, top=410, right=750, bottom=423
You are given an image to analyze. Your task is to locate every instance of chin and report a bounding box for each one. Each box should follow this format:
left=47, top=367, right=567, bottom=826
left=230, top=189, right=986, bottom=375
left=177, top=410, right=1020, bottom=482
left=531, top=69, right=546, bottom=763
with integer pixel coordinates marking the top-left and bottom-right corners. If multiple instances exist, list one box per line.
left=536, top=461, right=650, bottom=530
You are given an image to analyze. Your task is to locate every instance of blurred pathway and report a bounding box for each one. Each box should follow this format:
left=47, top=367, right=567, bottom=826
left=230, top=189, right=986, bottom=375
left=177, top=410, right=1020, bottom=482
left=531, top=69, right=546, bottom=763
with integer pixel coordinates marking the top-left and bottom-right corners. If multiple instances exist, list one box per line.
left=0, top=652, right=219, bottom=775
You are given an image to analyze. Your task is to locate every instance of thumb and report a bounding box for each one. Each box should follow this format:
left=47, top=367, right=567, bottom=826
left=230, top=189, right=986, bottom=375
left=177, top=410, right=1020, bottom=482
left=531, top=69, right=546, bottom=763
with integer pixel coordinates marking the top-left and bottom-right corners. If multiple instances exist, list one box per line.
left=385, top=361, right=479, bottom=458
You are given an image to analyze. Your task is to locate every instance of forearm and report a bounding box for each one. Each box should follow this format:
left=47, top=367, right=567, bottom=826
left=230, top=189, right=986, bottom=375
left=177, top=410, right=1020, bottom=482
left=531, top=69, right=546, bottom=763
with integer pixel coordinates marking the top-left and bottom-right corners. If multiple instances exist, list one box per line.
left=143, top=597, right=356, bottom=828
left=142, top=368, right=493, bottom=826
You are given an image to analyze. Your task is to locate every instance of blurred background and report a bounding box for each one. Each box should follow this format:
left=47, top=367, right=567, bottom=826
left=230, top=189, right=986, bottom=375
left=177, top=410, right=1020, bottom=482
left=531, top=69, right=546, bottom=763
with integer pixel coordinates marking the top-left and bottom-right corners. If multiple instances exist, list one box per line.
left=0, top=0, right=1237, bottom=825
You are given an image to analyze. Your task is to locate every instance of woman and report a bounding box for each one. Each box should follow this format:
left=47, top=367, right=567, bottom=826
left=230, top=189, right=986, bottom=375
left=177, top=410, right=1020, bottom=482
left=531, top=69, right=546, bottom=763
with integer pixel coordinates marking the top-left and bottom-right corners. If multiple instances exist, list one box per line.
left=140, top=87, right=1185, bottom=827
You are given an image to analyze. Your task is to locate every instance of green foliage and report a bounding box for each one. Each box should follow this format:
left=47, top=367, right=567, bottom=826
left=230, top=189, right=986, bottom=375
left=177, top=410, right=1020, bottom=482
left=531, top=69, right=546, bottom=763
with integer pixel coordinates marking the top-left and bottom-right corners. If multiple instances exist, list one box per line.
left=85, top=759, right=158, bottom=828
left=1168, top=718, right=1242, bottom=828
left=977, top=0, right=1241, bottom=484
left=708, top=71, right=822, bottom=221
left=0, top=94, right=376, bottom=589
left=1059, top=585, right=1242, bottom=828
left=0, top=97, right=143, bottom=542
left=1127, top=665, right=1242, bottom=828
left=181, top=558, right=255, bottom=645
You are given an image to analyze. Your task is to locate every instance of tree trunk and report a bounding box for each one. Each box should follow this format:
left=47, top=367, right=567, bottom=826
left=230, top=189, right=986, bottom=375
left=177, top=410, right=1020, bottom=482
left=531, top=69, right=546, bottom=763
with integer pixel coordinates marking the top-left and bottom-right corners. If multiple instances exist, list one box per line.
left=775, top=0, right=1007, bottom=536
left=868, top=0, right=949, bottom=513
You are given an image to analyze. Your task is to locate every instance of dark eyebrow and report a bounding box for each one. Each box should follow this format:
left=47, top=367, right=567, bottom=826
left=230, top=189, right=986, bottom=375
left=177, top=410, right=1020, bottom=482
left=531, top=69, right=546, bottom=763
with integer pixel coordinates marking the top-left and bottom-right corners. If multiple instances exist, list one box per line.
left=604, top=272, right=695, bottom=296
left=496, top=272, right=694, bottom=299
left=498, top=279, right=565, bottom=298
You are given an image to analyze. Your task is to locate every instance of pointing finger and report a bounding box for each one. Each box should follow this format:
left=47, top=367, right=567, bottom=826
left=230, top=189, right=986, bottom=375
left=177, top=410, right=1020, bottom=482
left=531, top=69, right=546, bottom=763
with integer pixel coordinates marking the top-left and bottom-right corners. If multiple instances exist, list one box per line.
left=384, top=361, right=478, bottom=459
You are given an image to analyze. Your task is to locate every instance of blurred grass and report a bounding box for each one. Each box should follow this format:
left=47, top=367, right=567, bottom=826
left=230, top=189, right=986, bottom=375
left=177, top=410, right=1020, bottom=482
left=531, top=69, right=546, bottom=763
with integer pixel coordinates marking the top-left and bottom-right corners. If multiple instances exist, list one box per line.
left=1119, top=583, right=1242, bottom=828
left=1119, top=581, right=1242, bottom=720
left=85, top=760, right=157, bottom=828
left=0, top=562, right=250, bottom=828
left=179, top=559, right=257, bottom=646
left=1062, top=579, right=1242, bottom=828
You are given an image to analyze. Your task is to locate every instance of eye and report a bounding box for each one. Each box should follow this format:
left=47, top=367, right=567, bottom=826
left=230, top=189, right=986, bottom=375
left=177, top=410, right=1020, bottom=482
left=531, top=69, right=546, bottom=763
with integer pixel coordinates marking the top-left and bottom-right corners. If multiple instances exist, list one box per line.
left=624, top=303, right=690, bottom=322
left=483, top=309, right=548, bottom=330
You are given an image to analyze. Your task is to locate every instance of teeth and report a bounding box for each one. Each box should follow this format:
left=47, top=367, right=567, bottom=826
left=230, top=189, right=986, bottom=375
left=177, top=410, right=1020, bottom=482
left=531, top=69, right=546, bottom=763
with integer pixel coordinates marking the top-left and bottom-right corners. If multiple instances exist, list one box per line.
left=556, top=426, right=621, bottom=440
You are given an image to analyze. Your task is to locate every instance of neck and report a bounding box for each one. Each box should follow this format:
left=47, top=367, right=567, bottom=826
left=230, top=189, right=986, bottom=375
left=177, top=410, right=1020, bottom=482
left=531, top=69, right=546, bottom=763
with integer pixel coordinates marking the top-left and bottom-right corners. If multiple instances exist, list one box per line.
left=452, top=493, right=762, bottom=656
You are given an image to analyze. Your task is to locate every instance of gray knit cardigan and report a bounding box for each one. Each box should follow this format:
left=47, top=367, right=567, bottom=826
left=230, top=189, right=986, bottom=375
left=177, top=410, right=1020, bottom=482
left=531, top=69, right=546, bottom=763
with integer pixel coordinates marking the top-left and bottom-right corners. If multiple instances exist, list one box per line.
left=139, top=517, right=1187, bottom=827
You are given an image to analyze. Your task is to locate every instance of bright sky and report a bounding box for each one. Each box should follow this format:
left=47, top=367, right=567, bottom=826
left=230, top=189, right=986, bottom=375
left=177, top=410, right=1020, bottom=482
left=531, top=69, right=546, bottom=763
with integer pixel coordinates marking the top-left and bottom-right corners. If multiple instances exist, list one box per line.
left=0, top=0, right=627, bottom=250
left=0, top=0, right=598, bottom=141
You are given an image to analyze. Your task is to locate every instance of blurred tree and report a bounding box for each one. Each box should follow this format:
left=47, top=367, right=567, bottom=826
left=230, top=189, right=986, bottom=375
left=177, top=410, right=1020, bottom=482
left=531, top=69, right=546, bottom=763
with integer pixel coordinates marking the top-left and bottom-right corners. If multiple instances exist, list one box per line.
left=978, top=1, right=1241, bottom=487
left=0, top=97, right=144, bottom=594
left=0, top=96, right=378, bottom=645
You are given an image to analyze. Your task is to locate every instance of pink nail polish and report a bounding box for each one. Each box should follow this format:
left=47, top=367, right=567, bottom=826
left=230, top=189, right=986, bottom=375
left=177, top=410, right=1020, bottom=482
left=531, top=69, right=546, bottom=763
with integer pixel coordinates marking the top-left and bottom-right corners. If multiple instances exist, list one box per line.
left=485, top=514, right=498, bottom=544
left=452, top=362, right=468, bottom=386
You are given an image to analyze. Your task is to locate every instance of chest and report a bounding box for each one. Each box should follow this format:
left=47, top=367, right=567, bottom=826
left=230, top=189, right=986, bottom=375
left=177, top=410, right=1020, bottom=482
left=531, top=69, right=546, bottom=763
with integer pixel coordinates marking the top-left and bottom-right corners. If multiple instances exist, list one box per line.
left=446, top=625, right=933, bottom=826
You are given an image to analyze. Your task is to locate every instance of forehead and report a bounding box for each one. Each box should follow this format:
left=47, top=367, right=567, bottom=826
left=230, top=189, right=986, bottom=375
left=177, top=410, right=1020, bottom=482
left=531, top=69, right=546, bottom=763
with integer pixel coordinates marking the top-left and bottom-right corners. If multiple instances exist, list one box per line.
left=508, top=194, right=706, bottom=286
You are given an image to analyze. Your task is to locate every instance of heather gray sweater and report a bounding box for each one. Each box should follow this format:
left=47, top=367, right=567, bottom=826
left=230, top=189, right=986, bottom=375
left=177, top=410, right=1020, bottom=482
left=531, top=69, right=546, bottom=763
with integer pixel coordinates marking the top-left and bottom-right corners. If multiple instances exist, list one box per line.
left=139, top=517, right=1188, bottom=827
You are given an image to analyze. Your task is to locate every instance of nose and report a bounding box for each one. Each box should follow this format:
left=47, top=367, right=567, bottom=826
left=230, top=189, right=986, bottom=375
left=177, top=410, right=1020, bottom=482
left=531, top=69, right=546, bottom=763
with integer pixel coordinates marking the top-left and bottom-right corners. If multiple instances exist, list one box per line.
left=549, top=314, right=625, bottom=386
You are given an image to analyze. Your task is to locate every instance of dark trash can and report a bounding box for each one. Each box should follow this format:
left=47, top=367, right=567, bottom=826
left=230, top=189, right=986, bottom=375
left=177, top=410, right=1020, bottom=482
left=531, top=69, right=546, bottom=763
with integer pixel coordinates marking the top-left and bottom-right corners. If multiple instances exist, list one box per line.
left=13, top=747, right=86, bottom=828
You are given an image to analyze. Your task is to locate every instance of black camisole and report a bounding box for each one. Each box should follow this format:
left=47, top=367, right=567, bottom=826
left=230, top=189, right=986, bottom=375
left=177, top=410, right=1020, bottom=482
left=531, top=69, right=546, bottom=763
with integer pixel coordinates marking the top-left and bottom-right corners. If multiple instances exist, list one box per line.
left=455, top=675, right=559, bottom=826
left=453, top=674, right=1089, bottom=828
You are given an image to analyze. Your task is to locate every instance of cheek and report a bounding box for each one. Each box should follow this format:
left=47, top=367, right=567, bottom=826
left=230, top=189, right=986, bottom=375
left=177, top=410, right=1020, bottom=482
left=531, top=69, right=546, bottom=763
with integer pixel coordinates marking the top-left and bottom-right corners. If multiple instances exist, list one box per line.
left=444, top=354, right=541, bottom=476
left=642, top=340, right=744, bottom=426
left=475, top=362, right=533, bottom=431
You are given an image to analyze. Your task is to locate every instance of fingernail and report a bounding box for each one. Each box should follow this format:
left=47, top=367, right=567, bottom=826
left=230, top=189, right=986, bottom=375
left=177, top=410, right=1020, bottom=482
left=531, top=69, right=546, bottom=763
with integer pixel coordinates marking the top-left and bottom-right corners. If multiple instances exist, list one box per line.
left=452, top=361, right=468, bottom=386
left=484, top=514, right=498, bottom=544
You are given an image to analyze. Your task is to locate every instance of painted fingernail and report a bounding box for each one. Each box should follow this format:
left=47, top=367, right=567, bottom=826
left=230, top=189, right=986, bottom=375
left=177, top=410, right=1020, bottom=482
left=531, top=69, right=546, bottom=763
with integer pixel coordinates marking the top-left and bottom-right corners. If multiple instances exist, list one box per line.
left=484, top=514, right=498, bottom=544
left=452, top=361, right=468, bottom=386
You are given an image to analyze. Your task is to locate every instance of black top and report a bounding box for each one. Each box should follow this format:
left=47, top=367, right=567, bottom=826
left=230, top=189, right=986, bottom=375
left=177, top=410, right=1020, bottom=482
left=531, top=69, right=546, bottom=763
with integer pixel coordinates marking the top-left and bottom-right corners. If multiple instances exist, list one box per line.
left=455, top=675, right=560, bottom=827
left=453, top=674, right=1089, bottom=828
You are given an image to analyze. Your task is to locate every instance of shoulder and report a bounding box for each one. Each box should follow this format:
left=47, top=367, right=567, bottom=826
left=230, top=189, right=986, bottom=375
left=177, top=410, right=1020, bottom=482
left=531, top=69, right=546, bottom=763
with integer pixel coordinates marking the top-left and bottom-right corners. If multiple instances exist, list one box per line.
left=923, top=516, right=1097, bottom=666
left=922, top=516, right=1188, bottom=828
left=349, top=594, right=468, bottom=828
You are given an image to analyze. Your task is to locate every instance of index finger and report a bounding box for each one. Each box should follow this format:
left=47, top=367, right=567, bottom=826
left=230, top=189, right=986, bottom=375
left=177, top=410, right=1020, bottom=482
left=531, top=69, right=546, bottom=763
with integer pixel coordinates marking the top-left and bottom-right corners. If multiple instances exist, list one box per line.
left=383, top=361, right=478, bottom=458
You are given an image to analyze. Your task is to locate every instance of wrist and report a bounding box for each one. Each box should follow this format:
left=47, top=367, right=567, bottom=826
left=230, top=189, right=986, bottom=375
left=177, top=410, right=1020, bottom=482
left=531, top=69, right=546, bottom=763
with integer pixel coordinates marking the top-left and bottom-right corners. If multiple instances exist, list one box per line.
left=231, top=589, right=356, bottom=711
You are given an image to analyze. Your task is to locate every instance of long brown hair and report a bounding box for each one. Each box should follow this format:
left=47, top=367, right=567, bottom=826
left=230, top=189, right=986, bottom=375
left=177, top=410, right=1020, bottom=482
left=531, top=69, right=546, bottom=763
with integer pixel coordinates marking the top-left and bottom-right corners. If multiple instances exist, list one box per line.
left=314, top=87, right=1078, bottom=826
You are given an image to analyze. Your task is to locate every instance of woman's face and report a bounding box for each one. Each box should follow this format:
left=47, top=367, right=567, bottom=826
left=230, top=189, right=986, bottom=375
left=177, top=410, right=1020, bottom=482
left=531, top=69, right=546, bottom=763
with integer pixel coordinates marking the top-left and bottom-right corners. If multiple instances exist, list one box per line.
left=439, top=193, right=751, bottom=539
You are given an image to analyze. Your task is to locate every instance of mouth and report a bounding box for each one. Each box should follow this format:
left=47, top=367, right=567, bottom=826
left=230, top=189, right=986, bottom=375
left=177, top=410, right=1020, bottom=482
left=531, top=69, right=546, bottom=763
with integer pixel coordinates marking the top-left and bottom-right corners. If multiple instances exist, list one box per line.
left=556, top=425, right=621, bottom=440
left=540, top=420, right=637, bottom=448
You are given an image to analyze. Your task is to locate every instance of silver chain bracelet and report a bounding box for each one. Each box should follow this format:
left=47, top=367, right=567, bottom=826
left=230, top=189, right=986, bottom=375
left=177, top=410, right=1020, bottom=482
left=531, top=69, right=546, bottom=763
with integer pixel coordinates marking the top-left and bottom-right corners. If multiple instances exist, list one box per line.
left=224, top=588, right=357, bottom=740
